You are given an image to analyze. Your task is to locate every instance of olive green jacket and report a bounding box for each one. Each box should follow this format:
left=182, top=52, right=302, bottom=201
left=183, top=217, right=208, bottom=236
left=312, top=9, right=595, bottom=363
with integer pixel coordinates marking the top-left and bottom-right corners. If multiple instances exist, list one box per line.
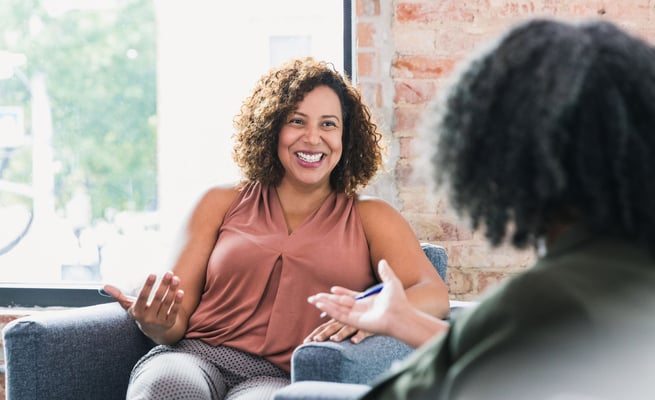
left=363, top=226, right=655, bottom=400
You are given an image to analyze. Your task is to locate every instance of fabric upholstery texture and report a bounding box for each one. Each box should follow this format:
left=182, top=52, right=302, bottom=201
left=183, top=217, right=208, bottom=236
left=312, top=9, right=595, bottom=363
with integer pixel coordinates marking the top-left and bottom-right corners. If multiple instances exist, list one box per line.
left=272, top=381, right=370, bottom=400
left=290, top=335, right=413, bottom=384
left=2, top=303, right=154, bottom=400
left=1, top=244, right=448, bottom=400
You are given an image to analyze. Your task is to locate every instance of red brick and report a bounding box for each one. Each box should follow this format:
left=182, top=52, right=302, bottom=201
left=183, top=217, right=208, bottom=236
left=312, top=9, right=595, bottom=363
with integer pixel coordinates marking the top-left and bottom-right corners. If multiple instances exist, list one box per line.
left=447, top=243, right=488, bottom=269
left=395, top=160, right=414, bottom=186
left=396, top=2, right=437, bottom=23
left=393, top=29, right=439, bottom=55
left=394, top=80, right=438, bottom=105
left=392, top=55, right=457, bottom=79
left=393, top=106, right=425, bottom=132
left=356, top=0, right=380, bottom=17
left=398, top=136, right=413, bottom=159
left=446, top=268, right=474, bottom=295
left=396, top=160, right=437, bottom=192
left=396, top=2, right=475, bottom=24
left=494, top=1, right=538, bottom=16
left=353, top=0, right=655, bottom=300
left=432, top=221, right=474, bottom=241
left=571, top=3, right=610, bottom=17
left=476, top=271, right=510, bottom=295
left=357, top=22, right=376, bottom=48
left=357, top=52, right=377, bottom=78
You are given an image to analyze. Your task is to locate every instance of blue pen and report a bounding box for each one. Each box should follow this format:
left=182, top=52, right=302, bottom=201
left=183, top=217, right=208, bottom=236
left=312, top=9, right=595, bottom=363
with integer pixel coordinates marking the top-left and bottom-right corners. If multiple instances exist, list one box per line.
left=355, top=282, right=384, bottom=300
left=318, top=282, right=385, bottom=318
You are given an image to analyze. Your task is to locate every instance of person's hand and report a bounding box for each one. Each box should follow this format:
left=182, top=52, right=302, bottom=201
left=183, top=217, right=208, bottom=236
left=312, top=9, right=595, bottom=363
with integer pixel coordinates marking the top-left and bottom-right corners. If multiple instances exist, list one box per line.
left=303, top=318, right=374, bottom=344
left=307, top=259, right=411, bottom=338
left=103, top=271, right=184, bottom=340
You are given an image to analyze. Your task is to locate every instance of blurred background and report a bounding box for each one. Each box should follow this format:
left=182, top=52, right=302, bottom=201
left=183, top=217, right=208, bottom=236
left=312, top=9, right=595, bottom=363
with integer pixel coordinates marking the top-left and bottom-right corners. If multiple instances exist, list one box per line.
left=0, top=0, right=345, bottom=292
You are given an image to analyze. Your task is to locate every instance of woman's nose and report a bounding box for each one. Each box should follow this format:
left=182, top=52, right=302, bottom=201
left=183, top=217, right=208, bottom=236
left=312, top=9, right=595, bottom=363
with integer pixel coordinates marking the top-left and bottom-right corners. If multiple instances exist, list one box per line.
left=304, top=126, right=321, bottom=144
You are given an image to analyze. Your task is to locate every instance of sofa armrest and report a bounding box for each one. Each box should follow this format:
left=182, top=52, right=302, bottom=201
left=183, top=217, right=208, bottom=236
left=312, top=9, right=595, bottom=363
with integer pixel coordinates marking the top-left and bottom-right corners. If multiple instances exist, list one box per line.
left=291, top=335, right=413, bottom=385
left=2, top=302, right=155, bottom=400
left=273, top=381, right=370, bottom=400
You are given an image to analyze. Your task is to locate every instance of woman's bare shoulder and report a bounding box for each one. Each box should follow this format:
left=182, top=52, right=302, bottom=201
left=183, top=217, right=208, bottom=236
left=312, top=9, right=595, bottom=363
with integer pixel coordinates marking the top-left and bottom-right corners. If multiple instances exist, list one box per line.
left=191, top=182, right=245, bottom=221
left=204, top=182, right=243, bottom=204
left=356, top=194, right=396, bottom=216
left=355, top=194, right=415, bottom=240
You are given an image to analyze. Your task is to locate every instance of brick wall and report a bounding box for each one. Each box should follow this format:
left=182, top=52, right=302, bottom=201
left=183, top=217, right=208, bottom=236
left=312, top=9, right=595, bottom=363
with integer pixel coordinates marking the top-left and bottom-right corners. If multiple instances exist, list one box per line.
left=355, top=0, right=655, bottom=300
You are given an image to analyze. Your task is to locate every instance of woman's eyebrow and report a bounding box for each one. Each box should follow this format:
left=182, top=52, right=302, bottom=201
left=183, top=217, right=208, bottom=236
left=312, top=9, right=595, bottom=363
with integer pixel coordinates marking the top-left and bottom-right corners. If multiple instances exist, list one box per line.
left=292, top=111, right=340, bottom=121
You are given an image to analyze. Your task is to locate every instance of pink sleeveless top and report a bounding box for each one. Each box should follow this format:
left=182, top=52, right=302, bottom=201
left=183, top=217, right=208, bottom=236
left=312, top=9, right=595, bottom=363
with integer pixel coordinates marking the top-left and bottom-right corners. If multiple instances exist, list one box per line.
left=185, top=182, right=375, bottom=371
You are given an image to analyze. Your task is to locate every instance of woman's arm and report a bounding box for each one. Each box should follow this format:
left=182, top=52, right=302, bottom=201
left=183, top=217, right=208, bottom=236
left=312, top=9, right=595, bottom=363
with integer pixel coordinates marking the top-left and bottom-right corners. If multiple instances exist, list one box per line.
left=305, top=197, right=450, bottom=345
left=103, top=185, right=240, bottom=345
left=357, top=197, right=450, bottom=318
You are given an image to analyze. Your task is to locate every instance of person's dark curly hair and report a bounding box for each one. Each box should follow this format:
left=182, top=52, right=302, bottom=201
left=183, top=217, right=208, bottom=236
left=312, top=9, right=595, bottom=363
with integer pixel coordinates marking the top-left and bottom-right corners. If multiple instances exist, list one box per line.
left=232, top=57, right=384, bottom=196
left=429, top=19, right=655, bottom=249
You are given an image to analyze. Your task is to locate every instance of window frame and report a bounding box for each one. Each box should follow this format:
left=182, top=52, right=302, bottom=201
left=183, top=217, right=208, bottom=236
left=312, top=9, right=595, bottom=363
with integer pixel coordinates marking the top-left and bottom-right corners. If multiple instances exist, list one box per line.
left=0, top=0, right=354, bottom=308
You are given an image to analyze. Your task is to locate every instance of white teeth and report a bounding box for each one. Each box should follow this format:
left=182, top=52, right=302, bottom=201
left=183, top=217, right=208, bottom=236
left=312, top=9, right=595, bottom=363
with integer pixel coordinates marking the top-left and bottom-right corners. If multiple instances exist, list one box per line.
left=297, top=152, right=323, bottom=163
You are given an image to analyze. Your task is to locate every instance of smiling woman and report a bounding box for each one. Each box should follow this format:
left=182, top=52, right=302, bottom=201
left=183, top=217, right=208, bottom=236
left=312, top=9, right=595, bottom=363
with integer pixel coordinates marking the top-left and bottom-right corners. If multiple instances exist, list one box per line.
left=0, top=0, right=350, bottom=306
left=276, top=86, right=345, bottom=191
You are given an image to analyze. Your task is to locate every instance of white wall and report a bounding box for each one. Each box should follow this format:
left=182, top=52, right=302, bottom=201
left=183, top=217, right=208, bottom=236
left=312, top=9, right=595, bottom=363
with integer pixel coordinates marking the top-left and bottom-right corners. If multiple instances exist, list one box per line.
left=155, top=0, right=344, bottom=240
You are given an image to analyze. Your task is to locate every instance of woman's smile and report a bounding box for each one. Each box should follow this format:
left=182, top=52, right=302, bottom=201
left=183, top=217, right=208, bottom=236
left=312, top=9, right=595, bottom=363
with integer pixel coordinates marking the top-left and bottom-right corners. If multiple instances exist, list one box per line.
left=278, top=85, right=343, bottom=187
left=296, top=151, right=325, bottom=165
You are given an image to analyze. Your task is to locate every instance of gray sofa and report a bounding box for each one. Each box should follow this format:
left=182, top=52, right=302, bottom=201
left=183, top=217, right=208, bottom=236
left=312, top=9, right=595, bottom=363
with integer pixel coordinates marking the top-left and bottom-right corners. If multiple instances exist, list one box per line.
left=2, top=244, right=448, bottom=400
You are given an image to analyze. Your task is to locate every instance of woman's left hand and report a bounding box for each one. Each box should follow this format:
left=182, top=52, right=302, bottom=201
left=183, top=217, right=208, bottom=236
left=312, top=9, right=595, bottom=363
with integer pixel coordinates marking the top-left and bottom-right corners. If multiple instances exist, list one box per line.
left=303, top=319, right=373, bottom=344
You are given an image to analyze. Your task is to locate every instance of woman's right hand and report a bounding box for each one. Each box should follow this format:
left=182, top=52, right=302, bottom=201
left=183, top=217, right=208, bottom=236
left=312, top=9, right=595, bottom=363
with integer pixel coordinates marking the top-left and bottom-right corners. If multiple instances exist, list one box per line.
left=103, top=271, right=184, bottom=343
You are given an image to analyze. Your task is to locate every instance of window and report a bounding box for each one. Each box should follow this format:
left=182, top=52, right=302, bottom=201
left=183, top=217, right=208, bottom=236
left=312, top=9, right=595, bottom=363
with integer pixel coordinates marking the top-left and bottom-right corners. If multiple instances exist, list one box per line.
left=0, top=0, right=351, bottom=306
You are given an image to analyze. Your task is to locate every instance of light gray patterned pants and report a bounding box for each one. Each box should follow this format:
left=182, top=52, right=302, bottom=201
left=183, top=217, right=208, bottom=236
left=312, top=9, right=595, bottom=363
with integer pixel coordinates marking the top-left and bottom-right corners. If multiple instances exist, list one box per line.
left=126, top=339, right=290, bottom=400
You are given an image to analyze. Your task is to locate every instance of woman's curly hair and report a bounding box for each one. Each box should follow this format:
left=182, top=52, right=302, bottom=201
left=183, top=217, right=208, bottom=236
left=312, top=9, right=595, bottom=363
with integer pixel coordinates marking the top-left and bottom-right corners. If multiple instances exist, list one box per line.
left=428, top=19, right=655, bottom=249
left=232, top=57, right=384, bottom=196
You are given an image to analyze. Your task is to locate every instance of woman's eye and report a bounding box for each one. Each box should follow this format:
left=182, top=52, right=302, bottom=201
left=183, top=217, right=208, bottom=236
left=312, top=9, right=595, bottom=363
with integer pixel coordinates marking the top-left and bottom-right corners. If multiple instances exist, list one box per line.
left=289, top=118, right=303, bottom=125
left=323, top=120, right=337, bottom=127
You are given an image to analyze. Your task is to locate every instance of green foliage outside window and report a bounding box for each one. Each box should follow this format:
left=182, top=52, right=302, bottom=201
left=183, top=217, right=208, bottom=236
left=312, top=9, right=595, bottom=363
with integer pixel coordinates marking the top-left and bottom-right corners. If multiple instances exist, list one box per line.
left=0, top=0, right=157, bottom=219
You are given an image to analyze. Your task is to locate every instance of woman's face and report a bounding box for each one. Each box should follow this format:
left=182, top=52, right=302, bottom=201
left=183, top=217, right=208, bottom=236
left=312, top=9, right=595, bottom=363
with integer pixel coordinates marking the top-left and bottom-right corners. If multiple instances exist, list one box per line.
left=277, top=85, right=343, bottom=190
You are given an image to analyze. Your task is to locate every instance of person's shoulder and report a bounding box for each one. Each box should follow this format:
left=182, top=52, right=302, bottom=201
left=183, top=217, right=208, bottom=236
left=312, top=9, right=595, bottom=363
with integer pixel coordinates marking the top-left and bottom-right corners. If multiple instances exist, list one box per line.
left=355, top=194, right=411, bottom=236
left=196, top=182, right=244, bottom=213
left=355, top=194, right=396, bottom=214
left=203, top=182, right=240, bottom=198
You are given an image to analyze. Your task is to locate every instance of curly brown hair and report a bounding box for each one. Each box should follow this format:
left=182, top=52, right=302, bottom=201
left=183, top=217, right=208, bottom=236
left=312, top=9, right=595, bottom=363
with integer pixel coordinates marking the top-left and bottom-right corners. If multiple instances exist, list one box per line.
left=232, top=57, right=384, bottom=196
left=430, top=19, right=655, bottom=249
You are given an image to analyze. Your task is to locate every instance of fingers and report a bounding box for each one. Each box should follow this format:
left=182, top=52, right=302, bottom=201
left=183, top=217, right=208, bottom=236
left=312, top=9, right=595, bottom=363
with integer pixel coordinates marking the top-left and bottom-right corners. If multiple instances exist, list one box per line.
left=134, top=273, right=157, bottom=311
left=350, top=329, right=374, bottom=344
left=377, top=259, right=399, bottom=283
left=303, top=319, right=341, bottom=343
left=166, top=289, right=185, bottom=321
left=153, top=272, right=180, bottom=315
left=102, top=284, right=135, bottom=310
left=330, top=286, right=358, bottom=297
left=130, top=272, right=183, bottom=321
left=303, top=320, right=360, bottom=343
left=328, top=324, right=358, bottom=342
left=308, top=292, right=355, bottom=323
